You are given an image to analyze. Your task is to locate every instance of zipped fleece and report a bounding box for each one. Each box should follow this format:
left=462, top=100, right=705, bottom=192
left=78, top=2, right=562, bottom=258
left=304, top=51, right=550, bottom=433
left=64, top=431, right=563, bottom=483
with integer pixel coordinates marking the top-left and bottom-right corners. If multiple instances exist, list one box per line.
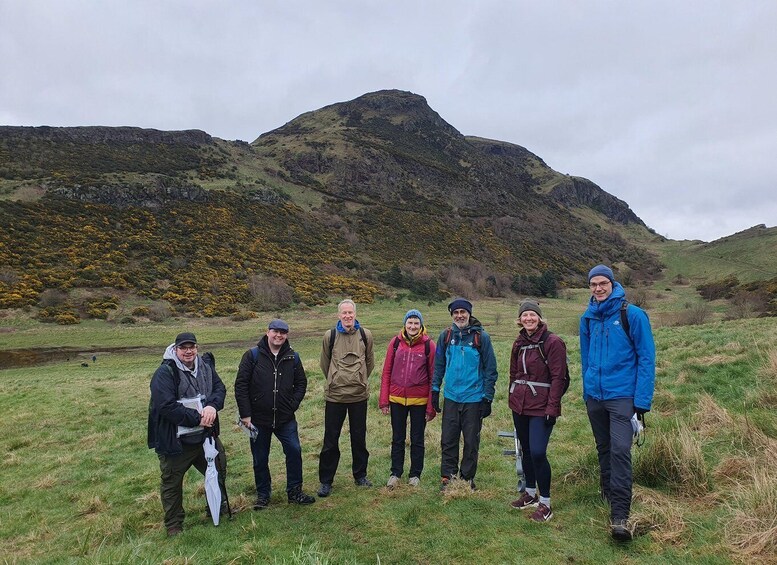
left=508, top=322, right=567, bottom=417
left=379, top=332, right=436, bottom=419
left=432, top=317, right=498, bottom=403
left=234, top=336, right=307, bottom=429
left=579, top=282, right=656, bottom=411
left=320, top=320, right=375, bottom=403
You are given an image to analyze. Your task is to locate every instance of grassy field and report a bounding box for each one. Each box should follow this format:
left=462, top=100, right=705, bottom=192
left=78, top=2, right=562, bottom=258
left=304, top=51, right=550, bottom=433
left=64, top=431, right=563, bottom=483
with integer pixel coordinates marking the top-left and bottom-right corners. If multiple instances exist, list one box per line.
left=1, top=293, right=776, bottom=564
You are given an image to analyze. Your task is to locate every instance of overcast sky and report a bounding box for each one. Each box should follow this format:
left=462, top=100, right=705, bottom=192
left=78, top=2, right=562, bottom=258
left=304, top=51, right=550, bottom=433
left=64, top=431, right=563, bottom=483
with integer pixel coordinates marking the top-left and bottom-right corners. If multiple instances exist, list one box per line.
left=2, top=1, right=775, bottom=241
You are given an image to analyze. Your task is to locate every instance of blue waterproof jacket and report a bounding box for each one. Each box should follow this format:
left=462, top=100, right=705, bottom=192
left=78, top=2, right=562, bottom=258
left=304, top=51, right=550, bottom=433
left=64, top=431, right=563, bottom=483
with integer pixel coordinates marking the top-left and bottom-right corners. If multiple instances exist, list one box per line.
left=579, top=282, right=655, bottom=411
left=432, top=317, right=498, bottom=403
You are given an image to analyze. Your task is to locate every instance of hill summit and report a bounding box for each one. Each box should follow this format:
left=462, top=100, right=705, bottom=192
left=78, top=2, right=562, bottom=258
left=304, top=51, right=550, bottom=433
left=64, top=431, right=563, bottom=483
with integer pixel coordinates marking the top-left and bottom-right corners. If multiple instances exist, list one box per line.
left=0, top=89, right=662, bottom=317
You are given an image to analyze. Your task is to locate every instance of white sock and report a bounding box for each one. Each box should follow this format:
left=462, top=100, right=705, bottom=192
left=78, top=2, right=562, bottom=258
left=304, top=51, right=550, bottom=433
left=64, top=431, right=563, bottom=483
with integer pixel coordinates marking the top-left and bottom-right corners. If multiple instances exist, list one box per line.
left=526, top=487, right=537, bottom=498
left=539, top=496, right=551, bottom=508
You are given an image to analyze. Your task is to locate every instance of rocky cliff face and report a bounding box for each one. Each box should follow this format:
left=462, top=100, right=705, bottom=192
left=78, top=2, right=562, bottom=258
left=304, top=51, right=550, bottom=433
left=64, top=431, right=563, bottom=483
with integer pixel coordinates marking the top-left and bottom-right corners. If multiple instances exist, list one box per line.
left=549, top=176, right=645, bottom=226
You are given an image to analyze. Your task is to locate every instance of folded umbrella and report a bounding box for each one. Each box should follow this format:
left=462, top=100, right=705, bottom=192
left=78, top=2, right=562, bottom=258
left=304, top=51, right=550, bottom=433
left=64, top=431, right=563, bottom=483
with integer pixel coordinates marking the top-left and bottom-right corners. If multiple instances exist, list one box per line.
left=203, top=435, right=222, bottom=526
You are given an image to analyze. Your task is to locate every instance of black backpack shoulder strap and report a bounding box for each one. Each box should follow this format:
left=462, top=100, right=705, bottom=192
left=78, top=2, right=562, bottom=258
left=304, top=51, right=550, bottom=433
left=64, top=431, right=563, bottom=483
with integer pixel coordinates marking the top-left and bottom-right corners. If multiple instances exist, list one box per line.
left=620, top=300, right=633, bottom=343
left=359, top=326, right=368, bottom=349
left=328, top=327, right=337, bottom=356
left=424, top=339, right=430, bottom=359
left=536, top=329, right=550, bottom=364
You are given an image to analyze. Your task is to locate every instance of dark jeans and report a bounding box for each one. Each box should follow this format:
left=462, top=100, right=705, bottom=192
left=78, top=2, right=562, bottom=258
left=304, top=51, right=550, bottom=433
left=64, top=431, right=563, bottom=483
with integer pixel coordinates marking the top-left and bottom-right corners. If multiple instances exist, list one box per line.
left=251, top=419, right=303, bottom=498
left=158, top=437, right=227, bottom=529
left=390, top=403, right=427, bottom=478
left=440, top=399, right=482, bottom=481
left=319, top=399, right=369, bottom=484
left=513, top=412, right=554, bottom=498
left=586, top=397, right=634, bottom=521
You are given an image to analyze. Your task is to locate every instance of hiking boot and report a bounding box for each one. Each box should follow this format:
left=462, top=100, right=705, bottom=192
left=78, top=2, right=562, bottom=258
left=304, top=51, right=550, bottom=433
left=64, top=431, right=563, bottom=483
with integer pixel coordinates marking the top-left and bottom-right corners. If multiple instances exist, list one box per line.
left=408, top=476, right=420, bottom=487
left=440, top=477, right=450, bottom=491
left=166, top=526, right=182, bottom=537
left=467, top=479, right=477, bottom=491
left=530, top=503, right=553, bottom=522
left=253, top=496, right=269, bottom=510
left=386, top=475, right=400, bottom=489
left=611, top=519, right=633, bottom=541
left=354, top=476, right=372, bottom=487
left=317, top=483, right=332, bottom=497
left=288, top=487, right=315, bottom=505
left=510, top=491, right=540, bottom=510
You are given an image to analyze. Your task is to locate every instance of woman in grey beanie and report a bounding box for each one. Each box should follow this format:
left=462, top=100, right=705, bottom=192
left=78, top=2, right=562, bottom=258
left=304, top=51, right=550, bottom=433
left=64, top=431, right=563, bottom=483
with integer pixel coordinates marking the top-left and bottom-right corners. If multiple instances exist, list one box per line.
left=507, top=299, right=568, bottom=522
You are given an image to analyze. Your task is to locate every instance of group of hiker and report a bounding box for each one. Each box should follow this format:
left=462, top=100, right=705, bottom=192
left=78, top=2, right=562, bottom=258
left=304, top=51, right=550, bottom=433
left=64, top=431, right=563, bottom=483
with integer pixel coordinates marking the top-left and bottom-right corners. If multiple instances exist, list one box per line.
left=147, top=264, right=656, bottom=542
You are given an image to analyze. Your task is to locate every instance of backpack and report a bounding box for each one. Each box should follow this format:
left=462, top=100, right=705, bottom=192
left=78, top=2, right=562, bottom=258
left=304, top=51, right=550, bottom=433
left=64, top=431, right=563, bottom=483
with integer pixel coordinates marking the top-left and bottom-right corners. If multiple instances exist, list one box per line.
left=249, top=346, right=300, bottom=369
left=328, top=326, right=368, bottom=357
left=584, top=299, right=633, bottom=344
left=534, top=329, right=571, bottom=396
left=443, top=327, right=481, bottom=349
left=390, top=335, right=431, bottom=366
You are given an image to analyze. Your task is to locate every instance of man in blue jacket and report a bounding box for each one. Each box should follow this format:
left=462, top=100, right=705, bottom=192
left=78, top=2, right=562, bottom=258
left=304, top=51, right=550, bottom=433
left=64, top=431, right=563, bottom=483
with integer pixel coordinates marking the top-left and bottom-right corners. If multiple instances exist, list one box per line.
left=580, top=265, right=655, bottom=541
left=432, top=298, right=498, bottom=491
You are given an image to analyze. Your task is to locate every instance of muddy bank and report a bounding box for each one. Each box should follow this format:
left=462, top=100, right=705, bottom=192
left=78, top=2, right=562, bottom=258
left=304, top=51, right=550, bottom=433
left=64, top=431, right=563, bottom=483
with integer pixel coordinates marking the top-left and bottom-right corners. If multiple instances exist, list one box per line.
left=0, top=340, right=256, bottom=370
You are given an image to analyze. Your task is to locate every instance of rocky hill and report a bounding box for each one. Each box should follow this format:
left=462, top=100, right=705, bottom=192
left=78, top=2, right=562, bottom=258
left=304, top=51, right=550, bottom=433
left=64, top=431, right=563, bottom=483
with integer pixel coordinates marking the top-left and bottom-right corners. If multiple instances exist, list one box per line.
left=0, top=90, right=663, bottom=317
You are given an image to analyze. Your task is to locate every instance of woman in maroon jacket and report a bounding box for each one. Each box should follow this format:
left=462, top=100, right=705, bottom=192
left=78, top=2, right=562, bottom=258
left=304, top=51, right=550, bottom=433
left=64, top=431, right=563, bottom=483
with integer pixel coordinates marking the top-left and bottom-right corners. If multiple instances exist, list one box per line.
left=379, top=309, right=436, bottom=488
left=508, top=299, right=568, bottom=522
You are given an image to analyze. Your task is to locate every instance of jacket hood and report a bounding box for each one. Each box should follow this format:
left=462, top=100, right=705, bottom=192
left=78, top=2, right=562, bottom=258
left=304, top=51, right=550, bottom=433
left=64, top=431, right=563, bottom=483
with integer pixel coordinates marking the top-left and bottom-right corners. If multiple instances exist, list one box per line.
left=163, top=343, right=199, bottom=376
left=336, top=319, right=362, bottom=333
left=585, top=281, right=627, bottom=319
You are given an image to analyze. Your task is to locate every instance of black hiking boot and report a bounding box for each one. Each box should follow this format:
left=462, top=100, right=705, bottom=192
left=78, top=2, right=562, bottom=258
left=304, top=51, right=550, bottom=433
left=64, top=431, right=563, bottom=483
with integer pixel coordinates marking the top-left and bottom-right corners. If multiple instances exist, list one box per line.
left=288, top=486, right=315, bottom=505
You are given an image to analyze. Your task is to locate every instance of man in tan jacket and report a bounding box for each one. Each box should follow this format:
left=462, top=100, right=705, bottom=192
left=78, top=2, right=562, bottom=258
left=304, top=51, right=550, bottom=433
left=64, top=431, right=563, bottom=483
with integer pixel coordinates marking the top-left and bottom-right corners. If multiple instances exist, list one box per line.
left=317, top=299, right=375, bottom=497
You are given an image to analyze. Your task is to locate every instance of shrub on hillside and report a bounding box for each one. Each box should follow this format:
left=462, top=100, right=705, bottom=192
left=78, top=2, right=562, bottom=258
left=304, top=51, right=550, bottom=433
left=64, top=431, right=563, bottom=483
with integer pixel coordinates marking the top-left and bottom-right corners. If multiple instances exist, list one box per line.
left=697, top=275, right=739, bottom=300
left=249, top=274, right=293, bottom=311
left=628, top=288, right=650, bottom=309
left=38, top=289, right=69, bottom=308
left=674, top=302, right=713, bottom=326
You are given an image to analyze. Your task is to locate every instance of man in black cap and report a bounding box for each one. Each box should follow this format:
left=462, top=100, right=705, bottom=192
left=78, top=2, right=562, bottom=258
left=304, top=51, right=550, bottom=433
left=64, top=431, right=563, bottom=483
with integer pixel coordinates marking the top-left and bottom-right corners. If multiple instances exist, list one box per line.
left=432, top=298, right=498, bottom=491
left=148, top=332, right=228, bottom=536
left=235, top=319, right=315, bottom=509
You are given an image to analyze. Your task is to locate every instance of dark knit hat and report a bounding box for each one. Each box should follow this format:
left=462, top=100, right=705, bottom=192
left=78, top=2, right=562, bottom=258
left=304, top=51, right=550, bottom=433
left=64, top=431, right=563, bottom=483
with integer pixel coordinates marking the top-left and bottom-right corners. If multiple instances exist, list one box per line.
left=518, top=299, right=542, bottom=318
left=447, top=298, right=473, bottom=315
left=588, top=264, right=615, bottom=283
left=174, top=332, right=197, bottom=346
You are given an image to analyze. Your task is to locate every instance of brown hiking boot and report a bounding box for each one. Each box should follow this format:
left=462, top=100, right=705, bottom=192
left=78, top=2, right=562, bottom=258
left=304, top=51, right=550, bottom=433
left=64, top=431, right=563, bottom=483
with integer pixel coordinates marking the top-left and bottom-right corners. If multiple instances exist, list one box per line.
left=166, top=526, right=182, bottom=537
left=611, top=519, right=633, bottom=541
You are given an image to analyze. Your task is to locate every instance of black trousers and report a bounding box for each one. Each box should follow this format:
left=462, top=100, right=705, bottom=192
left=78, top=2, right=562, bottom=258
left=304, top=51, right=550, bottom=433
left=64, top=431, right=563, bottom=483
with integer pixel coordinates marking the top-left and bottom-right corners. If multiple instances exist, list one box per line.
left=389, top=403, right=427, bottom=478
left=318, top=399, right=369, bottom=484
left=440, top=399, right=482, bottom=481
left=586, top=397, right=634, bottom=521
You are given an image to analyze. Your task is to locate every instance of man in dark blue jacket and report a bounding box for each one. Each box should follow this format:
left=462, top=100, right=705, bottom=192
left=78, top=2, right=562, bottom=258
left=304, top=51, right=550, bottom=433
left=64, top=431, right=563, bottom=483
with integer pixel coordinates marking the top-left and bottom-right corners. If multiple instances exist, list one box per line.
left=432, top=298, right=498, bottom=491
left=235, top=319, right=315, bottom=509
left=580, top=265, right=655, bottom=541
left=148, top=332, right=227, bottom=537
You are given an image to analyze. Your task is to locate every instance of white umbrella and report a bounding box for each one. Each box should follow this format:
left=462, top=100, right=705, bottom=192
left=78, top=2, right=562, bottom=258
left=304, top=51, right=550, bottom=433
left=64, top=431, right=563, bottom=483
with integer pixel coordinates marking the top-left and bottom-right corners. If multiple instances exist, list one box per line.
left=203, top=436, right=222, bottom=526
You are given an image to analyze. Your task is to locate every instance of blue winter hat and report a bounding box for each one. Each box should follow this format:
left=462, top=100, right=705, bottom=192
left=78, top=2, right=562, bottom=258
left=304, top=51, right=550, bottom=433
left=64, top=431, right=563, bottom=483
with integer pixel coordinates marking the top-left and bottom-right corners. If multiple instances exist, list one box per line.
left=404, top=309, right=424, bottom=325
left=588, top=264, right=615, bottom=284
left=447, top=297, right=473, bottom=315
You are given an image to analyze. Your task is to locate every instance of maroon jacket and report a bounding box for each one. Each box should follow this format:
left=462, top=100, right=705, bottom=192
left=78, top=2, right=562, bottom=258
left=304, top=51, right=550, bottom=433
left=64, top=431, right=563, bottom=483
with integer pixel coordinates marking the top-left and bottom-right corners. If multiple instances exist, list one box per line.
left=508, top=322, right=567, bottom=417
left=379, top=332, right=436, bottom=420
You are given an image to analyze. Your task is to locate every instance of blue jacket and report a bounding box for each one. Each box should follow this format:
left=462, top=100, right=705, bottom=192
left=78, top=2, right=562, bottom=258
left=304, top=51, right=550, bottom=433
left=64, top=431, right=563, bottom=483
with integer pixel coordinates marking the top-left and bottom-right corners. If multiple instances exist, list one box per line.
left=579, top=282, right=655, bottom=411
left=432, top=317, right=498, bottom=403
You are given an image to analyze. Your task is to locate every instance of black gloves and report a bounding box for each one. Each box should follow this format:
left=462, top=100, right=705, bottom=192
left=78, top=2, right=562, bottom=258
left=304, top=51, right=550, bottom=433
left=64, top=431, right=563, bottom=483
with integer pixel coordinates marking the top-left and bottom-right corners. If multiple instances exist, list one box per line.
left=545, top=415, right=556, bottom=427
left=634, top=406, right=649, bottom=417
left=480, top=399, right=492, bottom=419
left=432, top=391, right=441, bottom=413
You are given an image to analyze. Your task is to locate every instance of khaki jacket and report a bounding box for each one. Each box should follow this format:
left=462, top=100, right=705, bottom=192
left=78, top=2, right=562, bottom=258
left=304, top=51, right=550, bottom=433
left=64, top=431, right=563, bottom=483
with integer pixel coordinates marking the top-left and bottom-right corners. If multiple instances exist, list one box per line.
left=320, top=326, right=375, bottom=402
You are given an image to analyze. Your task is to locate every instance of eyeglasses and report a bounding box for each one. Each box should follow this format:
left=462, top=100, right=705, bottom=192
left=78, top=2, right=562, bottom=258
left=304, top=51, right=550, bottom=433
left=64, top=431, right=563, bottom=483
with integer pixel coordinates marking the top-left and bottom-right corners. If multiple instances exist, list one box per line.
left=177, top=345, right=198, bottom=351
left=589, top=281, right=612, bottom=290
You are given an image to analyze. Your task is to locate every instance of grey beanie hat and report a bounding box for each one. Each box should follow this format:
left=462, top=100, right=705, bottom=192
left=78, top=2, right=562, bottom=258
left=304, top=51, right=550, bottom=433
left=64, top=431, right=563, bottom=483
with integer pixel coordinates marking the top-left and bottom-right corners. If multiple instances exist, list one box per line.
left=518, top=299, right=542, bottom=318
